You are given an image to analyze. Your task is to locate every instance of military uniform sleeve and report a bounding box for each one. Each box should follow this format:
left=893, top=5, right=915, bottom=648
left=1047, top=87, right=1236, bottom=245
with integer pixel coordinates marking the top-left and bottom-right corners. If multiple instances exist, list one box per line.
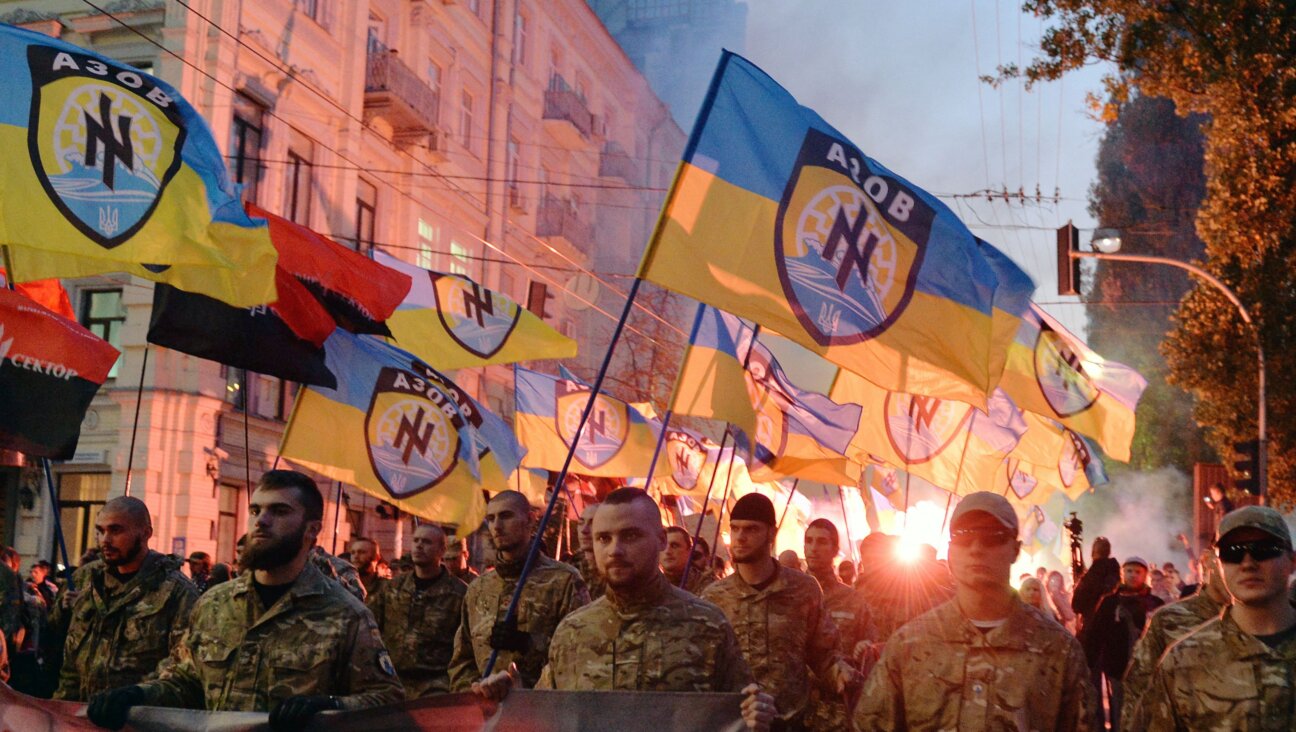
left=558, top=570, right=591, bottom=619
left=535, top=663, right=555, bottom=690
left=852, top=635, right=906, bottom=731
left=804, top=587, right=848, bottom=687
left=168, top=580, right=200, bottom=659
left=1130, top=663, right=1181, bottom=732
left=53, top=590, right=88, bottom=700
left=136, top=623, right=207, bottom=709
left=1056, top=635, right=1096, bottom=732
left=366, top=581, right=388, bottom=633
left=716, top=618, right=754, bottom=693
left=1121, top=615, right=1168, bottom=723
left=448, top=589, right=479, bottom=691
left=334, top=609, right=405, bottom=710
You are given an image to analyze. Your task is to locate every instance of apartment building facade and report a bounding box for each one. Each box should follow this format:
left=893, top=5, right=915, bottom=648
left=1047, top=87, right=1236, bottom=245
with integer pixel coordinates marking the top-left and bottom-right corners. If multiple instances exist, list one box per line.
left=0, top=0, right=685, bottom=569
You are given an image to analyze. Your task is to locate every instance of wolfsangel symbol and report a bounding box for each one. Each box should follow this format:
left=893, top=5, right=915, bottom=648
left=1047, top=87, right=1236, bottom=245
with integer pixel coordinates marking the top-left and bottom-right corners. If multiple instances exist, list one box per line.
left=1009, top=467, right=1038, bottom=499
left=364, top=367, right=463, bottom=498
left=1058, top=430, right=1091, bottom=488
left=774, top=128, right=936, bottom=346
left=555, top=380, right=628, bottom=469
left=431, top=273, right=521, bottom=359
left=883, top=393, right=972, bottom=464
left=27, top=47, right=186, bottom=249
left=666, top=430, right=705, bottom=490
left=1033, top=322, right=1100, bottom=417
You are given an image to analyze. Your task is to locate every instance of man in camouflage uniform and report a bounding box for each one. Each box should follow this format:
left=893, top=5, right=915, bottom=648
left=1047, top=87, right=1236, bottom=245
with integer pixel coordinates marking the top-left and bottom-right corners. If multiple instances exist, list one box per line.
left=85, top=470, right=403, bottom=731
left=350, top=536, right=388, bottom=599
left=702, top=494, right=858, bottom=730
left=856, top=492, right=1093, bottom=731
left=570, top=503, right=606, bottom=599
left=367, top=523, right=467, bottom=698
left=1120, top=547, right=1229, bottom=722
left=308, top=544, right=366, bottom=601
left=1130, top=506, right=1296, bottom=731
left=854, top=532, right=952, bottom=644
left=802, top=518, right=875, bottom=731
left=55, top=496, right=198, bottom=702
left=472, top=488, right=777, bottom=731
left=449, top=490, right=589, bottom=690
left=661, top=526, right=715, bottom=595
left=446, top=539, right=479, bottom=584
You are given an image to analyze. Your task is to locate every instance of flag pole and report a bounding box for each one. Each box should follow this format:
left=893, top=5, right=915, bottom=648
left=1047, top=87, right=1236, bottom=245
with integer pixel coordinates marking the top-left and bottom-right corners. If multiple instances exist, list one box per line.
left=331, top=481, right=344, bottom=554
left=483, top=277, right=644, bottom=676
left=709, top=430, right=740, bottom=571
left=777, top=478, right=801, bottom=530
left=243, top=368, right=253, bottom=489
left=839, top=486, right=856, bottom=564
left=123, top=345, right=150, bottom=496
left=0, top=246, right=73, bottom=579
left=642, top=303, right=707, bottom=493
left=679, top=426, right=730, bottom=589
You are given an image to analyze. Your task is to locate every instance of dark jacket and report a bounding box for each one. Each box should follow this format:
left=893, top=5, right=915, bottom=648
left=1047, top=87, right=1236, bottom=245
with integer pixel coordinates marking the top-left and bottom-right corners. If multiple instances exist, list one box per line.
left=1070, top=556, right=1120, bottom=622
left=1080, top=583, right=1164, bottom=677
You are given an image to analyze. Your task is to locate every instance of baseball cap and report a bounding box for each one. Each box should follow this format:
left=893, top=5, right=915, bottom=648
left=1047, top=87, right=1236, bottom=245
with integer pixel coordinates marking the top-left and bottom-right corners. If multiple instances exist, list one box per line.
left=948, top=492, right=1018, bottom=534
left=1216, top=505, right=1293, bottom=547
left=1122, top=556, right=1149, bottom=570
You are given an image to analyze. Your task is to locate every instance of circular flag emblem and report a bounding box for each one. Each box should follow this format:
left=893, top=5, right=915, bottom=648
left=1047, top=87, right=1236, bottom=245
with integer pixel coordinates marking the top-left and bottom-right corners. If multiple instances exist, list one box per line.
left=883, top=393, right=971, bottom=464
left=1033, top=325, right=1100, bottom=417
left=364, top=367, right=462, bottom=498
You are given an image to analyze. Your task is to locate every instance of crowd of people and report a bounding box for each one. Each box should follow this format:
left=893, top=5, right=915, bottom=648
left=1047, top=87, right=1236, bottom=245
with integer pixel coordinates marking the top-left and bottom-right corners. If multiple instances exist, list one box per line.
left=0, top=469, right=1293, bottom=731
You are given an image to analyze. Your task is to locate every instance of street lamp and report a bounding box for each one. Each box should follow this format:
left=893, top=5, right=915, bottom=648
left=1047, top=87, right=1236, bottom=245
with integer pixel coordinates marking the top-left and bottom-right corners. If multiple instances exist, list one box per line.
left=1066, top=228, right=1267, bottom=503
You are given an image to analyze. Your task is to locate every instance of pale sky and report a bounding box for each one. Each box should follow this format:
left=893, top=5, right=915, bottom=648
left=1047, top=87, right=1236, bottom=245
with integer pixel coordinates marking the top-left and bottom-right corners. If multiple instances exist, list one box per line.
left=742, top=0, right=1112, bottom=338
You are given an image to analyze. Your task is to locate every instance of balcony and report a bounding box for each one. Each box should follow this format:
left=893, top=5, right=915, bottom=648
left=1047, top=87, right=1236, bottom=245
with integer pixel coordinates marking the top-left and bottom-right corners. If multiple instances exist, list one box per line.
left=536, top=194, right=593, bottom=254
left=364, top=41, right=443, bottom=153
left=543, top=74, right=593, bottom=147
left=598, top=141, right=637, bottom=183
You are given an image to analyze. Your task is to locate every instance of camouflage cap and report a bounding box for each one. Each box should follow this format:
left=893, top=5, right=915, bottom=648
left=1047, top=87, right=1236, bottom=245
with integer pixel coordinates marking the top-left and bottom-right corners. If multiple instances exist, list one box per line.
left=948, top=491, right=1018, bottom=533
left=1216, top=505, right=1293, bottom=547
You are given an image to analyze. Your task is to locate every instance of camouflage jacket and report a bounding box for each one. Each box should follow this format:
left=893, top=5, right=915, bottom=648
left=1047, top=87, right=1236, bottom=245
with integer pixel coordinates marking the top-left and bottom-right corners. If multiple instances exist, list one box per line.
left=701, top=561, right=848, bottom=724
left=571, top=552, right=606, bottom=600
left=367, top=567, right=467, bottom=698
left=664, top=565, right=716, bottom=597
left=537, top=571, right=751, bottom=692
left=856, top=566, right=954, bottom=644
left=55, top=551, right=198, bottom=701
left=1120, top=590, right=1225, bottom=724
left=805, top=571, right=877, bottom=731
left=137, top=561, right=404, bottom=712
left=448, top=554, right=590, bottom=690
left=855, top=597, right=1094, bottom=732
left=309, top=546, right=366, bottom=602
left=360, top=572, right=389, bottom=600
left=0, top=563, right=22, bottom=648
left=1130, top=607, right=1296, bottom=732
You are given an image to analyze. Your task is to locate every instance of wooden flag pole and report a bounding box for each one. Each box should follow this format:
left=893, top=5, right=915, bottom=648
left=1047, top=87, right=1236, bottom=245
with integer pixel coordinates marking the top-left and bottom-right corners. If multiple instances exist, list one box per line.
left=483, top=277, right=643, bottom=676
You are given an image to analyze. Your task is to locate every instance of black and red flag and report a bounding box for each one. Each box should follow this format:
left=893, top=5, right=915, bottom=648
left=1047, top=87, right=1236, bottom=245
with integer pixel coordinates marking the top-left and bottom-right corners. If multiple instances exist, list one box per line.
left=0, top=287, right=119, bottom=459
left=147, top=204, right=412, bottom=387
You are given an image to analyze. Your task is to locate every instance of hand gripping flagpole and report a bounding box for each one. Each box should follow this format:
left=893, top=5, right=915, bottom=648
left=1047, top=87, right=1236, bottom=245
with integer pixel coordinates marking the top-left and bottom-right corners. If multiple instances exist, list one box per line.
left=1, top=245, right=73, bottom=578
left=483, top=277, right=644, bottom=677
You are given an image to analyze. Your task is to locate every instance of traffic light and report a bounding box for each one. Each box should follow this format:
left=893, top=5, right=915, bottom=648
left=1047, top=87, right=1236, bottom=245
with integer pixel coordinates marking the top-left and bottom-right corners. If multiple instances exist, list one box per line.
left=1057, top=223, right=1080, bottom=296
left=1233, top=439, right=1261, bottom=495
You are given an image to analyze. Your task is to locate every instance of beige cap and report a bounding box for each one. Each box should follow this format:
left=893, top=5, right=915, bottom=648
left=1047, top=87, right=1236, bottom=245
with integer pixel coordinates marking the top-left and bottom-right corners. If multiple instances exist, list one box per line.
left=1216, top=505, right=1292, bottom=547
left=949, top=492, right=1018, bottom=534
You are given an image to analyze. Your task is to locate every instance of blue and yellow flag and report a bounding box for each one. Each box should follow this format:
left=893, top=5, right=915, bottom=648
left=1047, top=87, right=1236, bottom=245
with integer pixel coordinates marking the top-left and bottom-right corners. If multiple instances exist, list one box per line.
left=997, top=428, right=1108, bottom=503
left=513, top=366, right=665, bottom=478
left=375, top=251, right=576, bottom=370
left=279, top=331, right=523, bottom=532
left=0, top=25, right=276, bottom=307
left=999, top=304, right=1146, bottom=461
left=831, top=368, right=1027, bottom=495
left=638, top=52, right=1035, bottom=407
left=670, top=304, right=759, bottom=436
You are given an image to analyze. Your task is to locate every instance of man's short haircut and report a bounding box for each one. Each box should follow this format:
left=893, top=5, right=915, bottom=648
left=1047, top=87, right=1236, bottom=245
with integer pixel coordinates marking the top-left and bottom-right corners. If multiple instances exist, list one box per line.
left=694, top=536, right=711, bottom=556
left=258, top=470, right=325, bottom=521
left=101, top=496, right=153, bottom=531
left=602, top=487, right=657, bottom=509
left=807, top=518, right=840, bottom=551
left=489, top=489, right=533, bottom=516
left=1093, top=536, right=1112, bottom=558
left=665, top=526, right=693, bottom=547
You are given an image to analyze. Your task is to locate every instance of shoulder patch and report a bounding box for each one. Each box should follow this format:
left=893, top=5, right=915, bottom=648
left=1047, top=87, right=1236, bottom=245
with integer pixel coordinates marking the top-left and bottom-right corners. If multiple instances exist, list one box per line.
left=378, top=649, right=397, bottom=676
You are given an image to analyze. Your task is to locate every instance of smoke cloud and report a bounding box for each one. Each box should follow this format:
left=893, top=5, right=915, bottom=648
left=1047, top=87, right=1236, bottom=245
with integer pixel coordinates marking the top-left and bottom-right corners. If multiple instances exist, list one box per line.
left=1071, top=467, right=1193, bottom=570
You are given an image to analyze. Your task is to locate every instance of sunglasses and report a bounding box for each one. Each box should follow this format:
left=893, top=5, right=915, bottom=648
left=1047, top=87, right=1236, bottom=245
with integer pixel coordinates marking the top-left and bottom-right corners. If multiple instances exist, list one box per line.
left=1217, top=541, right=1290, bottom=564
left=949, top=527, right=1017, bottom=548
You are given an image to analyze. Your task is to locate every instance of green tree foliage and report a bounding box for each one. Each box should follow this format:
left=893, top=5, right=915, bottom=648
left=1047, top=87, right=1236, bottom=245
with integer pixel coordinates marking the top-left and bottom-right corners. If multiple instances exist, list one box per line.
left=1005, top=1, right=1296, bottom=506
left=1086, top=95, right=1213, bottom=472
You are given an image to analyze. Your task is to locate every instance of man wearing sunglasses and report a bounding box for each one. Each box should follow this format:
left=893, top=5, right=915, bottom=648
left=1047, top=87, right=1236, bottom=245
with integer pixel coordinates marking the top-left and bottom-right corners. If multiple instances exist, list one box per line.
left=855, top=492, right=1093, bottom=730
left=1131, top=505, right=1296, bottom=730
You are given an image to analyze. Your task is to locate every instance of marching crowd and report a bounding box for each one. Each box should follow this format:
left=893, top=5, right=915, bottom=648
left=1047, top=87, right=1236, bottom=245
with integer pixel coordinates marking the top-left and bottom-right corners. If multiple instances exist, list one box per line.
left=0, top=469, right=1293, bottom=731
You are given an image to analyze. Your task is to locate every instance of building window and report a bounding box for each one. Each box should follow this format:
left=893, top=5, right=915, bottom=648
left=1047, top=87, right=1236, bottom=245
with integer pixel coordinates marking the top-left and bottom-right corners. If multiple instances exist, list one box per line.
left=295, top=0, right=322, bottom=23
left=460, top=90, right=475, bottom=153
left=513, top=10, right=528, bottom=66
left=216, top=483, right=244, bottom=565
left=285, top=133, right=314, bottom=225
left=449, top=240, right=470, bottom=276
left=427, top=61, right=442, bottom=122
left=224, top=366, right=246, bottom=411
left=355, top=179, right=377, bottom=252
left=58, top=472, right=110, bottom=563
left=80, top=289, right=126, bottom=379
left=230, top=94, right=264, bottom=205
left=417, top=218, right=438, bottom=270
